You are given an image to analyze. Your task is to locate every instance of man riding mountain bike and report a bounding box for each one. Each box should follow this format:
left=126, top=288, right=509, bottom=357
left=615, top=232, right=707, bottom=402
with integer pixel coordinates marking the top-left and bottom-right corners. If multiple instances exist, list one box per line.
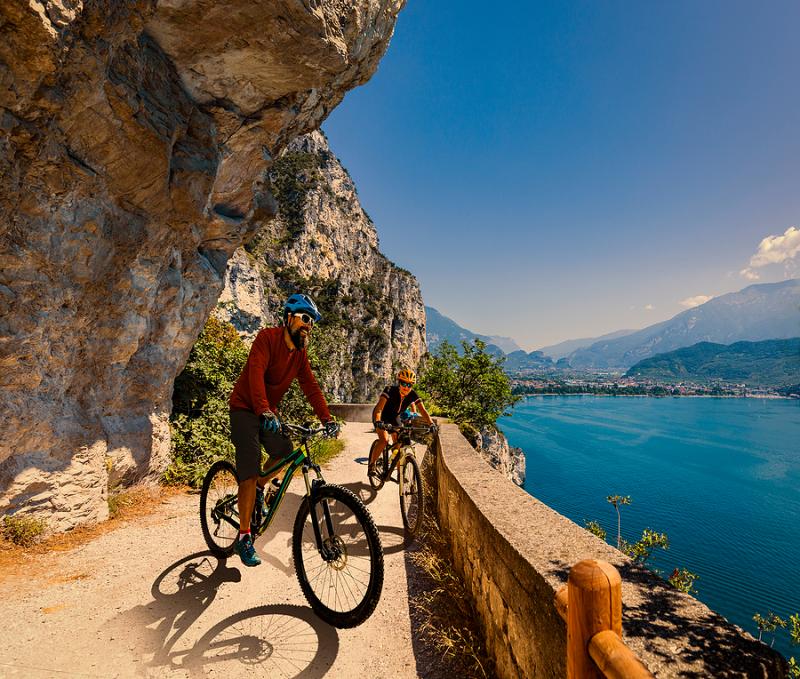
left=228, top=293, right=338, bottom=567
left=369, top=368, right=433, bottom=478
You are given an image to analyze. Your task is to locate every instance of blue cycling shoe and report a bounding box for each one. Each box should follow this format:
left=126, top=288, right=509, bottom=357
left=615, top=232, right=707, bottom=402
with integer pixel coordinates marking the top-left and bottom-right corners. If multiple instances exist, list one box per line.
left=234, top=534, right=262, bottom=567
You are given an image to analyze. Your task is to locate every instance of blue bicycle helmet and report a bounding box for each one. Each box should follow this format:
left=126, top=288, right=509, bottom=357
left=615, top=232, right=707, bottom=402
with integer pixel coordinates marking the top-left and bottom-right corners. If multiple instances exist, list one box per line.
left=283, top=293, right=322, bottom=323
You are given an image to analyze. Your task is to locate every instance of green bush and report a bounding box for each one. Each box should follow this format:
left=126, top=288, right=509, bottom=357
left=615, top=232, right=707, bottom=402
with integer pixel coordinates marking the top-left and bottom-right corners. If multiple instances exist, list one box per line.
left=418, top=339, right=520, bottom=441
left=2, top=514, right=47, bottom=547
left=167, top=317, right=248, bottom=486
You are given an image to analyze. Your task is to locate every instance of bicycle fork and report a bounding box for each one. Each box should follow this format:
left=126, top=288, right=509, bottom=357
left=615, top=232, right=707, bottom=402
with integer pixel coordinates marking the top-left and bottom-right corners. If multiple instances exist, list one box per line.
left=302, top=465, right=339, bottom=562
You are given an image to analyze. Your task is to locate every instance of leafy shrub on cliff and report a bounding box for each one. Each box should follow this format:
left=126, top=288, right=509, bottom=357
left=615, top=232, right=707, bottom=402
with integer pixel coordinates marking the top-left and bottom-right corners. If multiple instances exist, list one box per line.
left=168, top=317, right=248, bottom=486
left=418, top=339, right=520, bottom=442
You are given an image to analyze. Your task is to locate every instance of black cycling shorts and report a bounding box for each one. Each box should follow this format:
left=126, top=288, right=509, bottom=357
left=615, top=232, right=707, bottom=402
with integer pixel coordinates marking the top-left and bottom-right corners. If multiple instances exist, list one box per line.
left=229, top=410, right=292, bottom=481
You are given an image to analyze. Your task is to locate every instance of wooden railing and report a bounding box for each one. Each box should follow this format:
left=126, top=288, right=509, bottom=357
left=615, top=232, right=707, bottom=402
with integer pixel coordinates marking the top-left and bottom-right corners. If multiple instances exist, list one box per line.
left=555, top=559, right=654, bottom=679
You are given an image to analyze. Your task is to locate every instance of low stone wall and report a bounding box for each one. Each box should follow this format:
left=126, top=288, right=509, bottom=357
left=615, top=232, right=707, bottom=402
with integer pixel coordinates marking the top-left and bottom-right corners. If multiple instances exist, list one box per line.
left=335, top=406, right=786, bottom=677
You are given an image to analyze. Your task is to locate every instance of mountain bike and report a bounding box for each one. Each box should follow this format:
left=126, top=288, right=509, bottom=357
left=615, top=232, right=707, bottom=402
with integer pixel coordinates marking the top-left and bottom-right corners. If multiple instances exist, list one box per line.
left=368, top=420, right=438, bottom=539
left=199, top=423, right=384, bottom=628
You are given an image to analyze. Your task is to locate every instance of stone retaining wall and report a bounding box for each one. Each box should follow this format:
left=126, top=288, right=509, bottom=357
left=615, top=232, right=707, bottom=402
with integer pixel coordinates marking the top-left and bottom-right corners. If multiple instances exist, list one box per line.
left=335, top=406, right=786, bottom=677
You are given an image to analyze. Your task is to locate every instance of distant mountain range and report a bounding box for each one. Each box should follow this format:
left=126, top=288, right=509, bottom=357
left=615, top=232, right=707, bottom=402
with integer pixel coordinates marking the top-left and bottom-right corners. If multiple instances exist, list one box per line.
left=537, top=329, right=636, bottom=360
left=625, top=338, right=800, bottom=387
left=427, top=279, right=800, bottom=375
left=425, top=306, right=522, bottom=355
left=568, top=279, right=800, bottom=370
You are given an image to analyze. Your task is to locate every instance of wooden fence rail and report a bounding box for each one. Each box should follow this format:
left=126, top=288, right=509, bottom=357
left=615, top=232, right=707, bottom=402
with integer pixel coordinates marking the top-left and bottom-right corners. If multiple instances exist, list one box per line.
left=555, top=559, right=654, bottom=679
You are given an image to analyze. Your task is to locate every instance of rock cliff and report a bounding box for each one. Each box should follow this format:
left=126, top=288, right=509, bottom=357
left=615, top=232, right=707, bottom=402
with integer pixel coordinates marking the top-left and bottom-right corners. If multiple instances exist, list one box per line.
left=0, top=0, right=404, bottom=530
left=215, top=131, right=426, bottom=402
left=474, top=426, right=526, bottom=487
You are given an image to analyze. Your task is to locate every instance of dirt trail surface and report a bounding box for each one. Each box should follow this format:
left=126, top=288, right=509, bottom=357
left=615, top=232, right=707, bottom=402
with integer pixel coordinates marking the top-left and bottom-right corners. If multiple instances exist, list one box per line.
left=0, top=423, right=443, bottom=678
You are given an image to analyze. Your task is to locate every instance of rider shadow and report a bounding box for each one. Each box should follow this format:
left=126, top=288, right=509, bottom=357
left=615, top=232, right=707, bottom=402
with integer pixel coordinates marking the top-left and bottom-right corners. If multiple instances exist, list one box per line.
left=340, top=474, right=379, bottom=505
left=178, top=603, right=340, bottom=679
left=111, top=551, right=241, bottom=671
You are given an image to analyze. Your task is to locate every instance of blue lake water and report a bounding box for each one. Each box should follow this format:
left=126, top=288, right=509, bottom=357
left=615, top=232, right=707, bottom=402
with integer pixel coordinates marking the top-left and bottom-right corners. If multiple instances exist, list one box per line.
left=498, top=395, right=800, bottom=658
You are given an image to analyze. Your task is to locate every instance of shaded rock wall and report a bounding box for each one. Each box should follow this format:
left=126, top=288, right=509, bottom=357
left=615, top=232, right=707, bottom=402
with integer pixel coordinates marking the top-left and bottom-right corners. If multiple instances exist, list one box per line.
left=0, top=0, right=404, bottom=529
left=215, top=131, right=426, bottom=402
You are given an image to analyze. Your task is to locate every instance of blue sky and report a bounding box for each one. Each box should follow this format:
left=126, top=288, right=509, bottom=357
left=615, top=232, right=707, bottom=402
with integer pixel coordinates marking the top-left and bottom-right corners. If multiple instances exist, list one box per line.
left=323, top=0, right=800, bottom=350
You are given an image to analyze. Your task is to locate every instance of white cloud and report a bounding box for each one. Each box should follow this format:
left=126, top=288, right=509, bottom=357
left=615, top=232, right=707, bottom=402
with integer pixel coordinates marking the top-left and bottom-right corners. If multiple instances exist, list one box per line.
left=741, top=226, right=800, bottom=280
left=644, top=304, right=655, bottom=311
left=680, top=294, right=712, bottom=309
left=740, top=268, right=760, bottom=281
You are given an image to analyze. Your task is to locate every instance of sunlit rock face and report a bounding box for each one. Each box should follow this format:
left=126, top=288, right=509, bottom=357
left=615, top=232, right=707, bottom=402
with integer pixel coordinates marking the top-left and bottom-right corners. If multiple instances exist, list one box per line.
left=216, top=131, right=427, bottom=402
left=0, top=0, right=404, bottom=529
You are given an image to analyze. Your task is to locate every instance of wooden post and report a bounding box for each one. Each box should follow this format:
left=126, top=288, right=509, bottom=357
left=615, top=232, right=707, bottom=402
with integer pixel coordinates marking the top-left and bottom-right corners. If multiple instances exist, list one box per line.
left=567, top=559, right=622, bottom=679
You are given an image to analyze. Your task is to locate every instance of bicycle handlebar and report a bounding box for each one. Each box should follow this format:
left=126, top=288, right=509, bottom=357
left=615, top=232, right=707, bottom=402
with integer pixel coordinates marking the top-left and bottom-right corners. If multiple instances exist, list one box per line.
left=375, top=421, right=439, bottom=435
left=281, top=422, right=339, bottom=440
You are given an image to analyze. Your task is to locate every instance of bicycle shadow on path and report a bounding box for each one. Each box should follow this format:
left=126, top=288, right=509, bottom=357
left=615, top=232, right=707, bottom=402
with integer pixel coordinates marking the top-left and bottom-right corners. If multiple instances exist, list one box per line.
left=178, top=604, right=339, bottom=679
left=111, top=551, right=339, bottom=678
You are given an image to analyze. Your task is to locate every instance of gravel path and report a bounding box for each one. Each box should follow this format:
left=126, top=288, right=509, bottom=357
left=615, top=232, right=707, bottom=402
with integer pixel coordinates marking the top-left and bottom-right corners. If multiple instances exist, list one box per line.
left=0, top=423, right=441, bottom=678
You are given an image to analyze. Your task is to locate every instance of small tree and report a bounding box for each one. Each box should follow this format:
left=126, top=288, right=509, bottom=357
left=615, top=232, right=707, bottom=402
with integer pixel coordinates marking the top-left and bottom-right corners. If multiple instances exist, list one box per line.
left=418, top=339, right=520, bottom=441
left=606, top=494, right=631, bottom=549
left=753, top=612, right=786, bottom=647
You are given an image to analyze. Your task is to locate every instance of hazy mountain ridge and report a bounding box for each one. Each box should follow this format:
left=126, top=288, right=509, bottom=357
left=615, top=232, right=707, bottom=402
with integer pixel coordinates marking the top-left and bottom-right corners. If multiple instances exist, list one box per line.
left=425, top=306, right=518, bottom=356
left=569, top=280, right=800, bottom=370
left=538, top=329, right=636, bottom=359
left=625, top=338, right=800, bottom=387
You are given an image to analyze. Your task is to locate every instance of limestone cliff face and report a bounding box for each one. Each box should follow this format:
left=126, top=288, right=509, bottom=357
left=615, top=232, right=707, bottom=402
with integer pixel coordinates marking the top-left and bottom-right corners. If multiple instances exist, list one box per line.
left=216, top=131, right=426, bottom=402
left=0, top=0, right=404, bottom=529
left=475, top=426, right=526, bottom=487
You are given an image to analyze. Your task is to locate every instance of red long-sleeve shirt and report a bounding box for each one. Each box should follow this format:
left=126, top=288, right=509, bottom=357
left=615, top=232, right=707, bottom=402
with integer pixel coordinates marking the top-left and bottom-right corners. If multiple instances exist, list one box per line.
left=229, top=327, right=331, bottom=421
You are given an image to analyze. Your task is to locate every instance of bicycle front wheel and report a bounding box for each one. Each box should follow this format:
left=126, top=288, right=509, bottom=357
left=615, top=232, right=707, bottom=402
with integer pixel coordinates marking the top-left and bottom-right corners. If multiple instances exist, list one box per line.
left=200, top=460, right=239, bottom=557
left=292, top=483, right=384, bottom=628
left=399, top=454, right=424, bottom=538
left=367, top=440, right=386, bottom=490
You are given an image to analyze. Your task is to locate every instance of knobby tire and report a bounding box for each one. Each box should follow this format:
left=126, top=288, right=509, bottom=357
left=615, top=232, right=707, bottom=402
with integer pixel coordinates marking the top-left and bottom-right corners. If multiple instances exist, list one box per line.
left=199, top=460, right=239, bottom=557
left=292, top=483, right=384, bottom=628
left=399, top=454, right=423, bottom=539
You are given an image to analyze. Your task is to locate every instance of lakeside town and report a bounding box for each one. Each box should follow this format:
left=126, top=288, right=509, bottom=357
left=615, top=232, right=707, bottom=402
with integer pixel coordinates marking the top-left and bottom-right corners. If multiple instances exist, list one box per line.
left=510, top=373, right=800, bottom=398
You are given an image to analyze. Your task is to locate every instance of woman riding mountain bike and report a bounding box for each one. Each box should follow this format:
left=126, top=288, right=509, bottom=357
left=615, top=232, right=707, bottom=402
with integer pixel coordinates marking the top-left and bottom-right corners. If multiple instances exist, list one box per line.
left=368, top=368, right=433, bottom=479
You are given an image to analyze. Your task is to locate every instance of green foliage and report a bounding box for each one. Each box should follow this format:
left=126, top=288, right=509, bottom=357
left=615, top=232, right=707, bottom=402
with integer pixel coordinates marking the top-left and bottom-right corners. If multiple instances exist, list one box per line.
left=269, top=152, right=321, bottom=243
left=167, top=317, right=248, bottom=487
left=2, top=514, right=47, bottom=546
left=753, top=611, right=787, bottom=647
left=789, top=657, right=799, bottom=679
left=791, top=614, right=800, bottom=646
left=418, top=339, right=520, bottom=437
left=309, top=438, right=345, bottom=467
left=621, top=528, right=669, bottom=565
left=585, top=520, right=607, bottom=541
left=668, top=567, right=699, bottom=594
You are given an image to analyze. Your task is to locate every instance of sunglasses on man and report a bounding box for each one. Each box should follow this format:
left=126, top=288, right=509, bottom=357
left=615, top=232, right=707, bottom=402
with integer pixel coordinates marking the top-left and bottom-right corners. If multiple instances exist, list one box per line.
left=399, top=380, right=414, bottom=388
left=292, top=312, right=315, bottom=327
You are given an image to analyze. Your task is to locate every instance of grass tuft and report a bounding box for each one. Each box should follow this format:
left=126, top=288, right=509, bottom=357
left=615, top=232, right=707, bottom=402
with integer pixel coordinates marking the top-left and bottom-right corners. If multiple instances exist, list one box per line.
left=1, top=514, right=47, bottom=547
left=408, top=455, right=493, bottom=678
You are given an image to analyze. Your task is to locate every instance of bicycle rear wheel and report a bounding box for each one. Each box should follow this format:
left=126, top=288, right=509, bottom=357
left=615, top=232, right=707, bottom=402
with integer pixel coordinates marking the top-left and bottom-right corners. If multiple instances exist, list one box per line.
left=399, top=454, right=423, bottom=538
left=367, top=440, right=386, bottom=490
left=200, top=461, right=239, bottom=557
left=292, top=483, right=384, bottom=628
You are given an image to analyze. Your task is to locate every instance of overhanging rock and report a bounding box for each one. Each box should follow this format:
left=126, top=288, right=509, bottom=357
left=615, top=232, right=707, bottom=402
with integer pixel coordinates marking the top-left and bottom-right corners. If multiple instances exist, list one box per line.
left=0, top=0, right=405, bottom=530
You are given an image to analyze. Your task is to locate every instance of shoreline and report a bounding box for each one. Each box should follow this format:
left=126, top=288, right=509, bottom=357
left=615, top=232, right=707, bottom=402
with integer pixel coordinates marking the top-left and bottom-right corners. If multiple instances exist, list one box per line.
left=517, top=393, right=795, bottom=400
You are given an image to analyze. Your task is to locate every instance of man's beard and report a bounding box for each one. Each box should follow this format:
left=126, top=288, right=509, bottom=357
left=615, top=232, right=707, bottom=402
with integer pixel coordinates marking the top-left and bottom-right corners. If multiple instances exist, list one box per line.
left=289, top=326, right=308, bottom=349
